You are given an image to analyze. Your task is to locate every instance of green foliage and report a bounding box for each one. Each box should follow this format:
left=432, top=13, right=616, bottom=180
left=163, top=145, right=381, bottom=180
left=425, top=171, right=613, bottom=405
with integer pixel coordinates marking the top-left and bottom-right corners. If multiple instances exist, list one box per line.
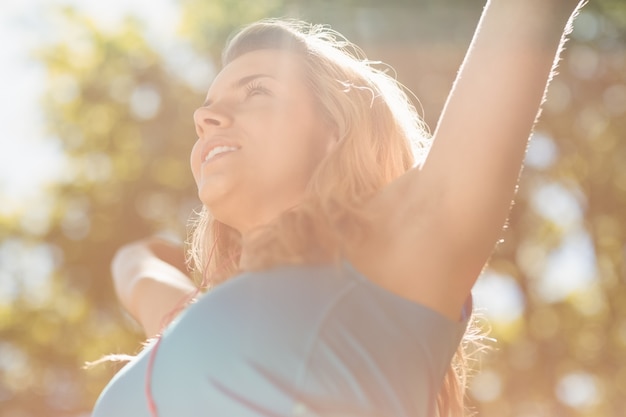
left=0, top=1, right=624, bottom=416
left=1, top=8, right=200, bottom=417
left=178, top=0, right=288, bottom=62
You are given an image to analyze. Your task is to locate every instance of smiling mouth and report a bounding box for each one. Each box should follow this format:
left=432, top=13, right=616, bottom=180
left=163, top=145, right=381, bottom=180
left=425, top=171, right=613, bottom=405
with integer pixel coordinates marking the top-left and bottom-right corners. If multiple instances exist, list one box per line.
left=204, top=146, right=239, bottom=163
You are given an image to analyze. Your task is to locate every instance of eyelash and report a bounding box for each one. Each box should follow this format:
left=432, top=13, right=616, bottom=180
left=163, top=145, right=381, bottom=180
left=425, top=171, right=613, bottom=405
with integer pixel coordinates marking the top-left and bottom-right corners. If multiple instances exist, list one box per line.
left=245, top=81, right=271, bottom=98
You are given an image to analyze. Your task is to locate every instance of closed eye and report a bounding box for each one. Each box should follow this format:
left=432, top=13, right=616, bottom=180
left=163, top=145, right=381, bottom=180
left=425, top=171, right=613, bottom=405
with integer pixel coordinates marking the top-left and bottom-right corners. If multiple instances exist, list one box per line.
left=245, top=81, right=272, bottom=98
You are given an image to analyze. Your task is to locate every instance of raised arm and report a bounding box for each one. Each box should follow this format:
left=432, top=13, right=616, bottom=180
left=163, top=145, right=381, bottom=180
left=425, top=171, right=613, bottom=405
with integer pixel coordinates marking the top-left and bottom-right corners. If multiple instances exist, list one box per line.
left=364, top=0, right=585, bottom=320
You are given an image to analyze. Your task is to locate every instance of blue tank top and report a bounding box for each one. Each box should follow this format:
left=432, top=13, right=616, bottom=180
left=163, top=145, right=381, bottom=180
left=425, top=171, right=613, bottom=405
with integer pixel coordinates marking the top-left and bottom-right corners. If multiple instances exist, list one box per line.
left=92, top=261, right=471, bottom=417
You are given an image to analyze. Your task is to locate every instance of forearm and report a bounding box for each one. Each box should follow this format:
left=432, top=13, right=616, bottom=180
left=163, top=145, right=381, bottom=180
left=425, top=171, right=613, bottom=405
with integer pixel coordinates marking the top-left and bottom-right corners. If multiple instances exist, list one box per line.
left=111, top=238, right=198, bottom=338
left=129, top=276, right=198, bottom=338
left=435, top=0, right=579, bottom=145
left=425, top=0, right=582, bottom=244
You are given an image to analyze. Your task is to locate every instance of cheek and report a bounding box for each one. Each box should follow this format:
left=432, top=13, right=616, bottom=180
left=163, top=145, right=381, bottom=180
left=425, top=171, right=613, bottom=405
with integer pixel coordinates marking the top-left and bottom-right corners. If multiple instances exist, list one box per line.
left=190, top=140, right=202, bottom=184
left=243, top=101, right=326, bottom=173
left=265, top=127, right=326, bottom=180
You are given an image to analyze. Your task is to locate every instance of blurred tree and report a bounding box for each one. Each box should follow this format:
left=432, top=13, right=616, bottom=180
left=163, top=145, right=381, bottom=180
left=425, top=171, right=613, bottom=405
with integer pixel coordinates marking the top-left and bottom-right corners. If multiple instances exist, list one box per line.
left=0, top=1, right=624, bottom=416
left=0, top=9, right=202, bottom=417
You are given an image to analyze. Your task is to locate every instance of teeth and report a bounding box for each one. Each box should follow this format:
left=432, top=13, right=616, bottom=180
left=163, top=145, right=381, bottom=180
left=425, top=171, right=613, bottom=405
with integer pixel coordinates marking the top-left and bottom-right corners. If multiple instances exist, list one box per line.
left=205, top=146, right=238, bottom=162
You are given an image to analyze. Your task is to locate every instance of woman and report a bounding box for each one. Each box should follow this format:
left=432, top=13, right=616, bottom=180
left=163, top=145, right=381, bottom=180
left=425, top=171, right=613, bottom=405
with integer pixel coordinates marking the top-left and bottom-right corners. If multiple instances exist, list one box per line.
left=93, top=1, right=585, bottom=416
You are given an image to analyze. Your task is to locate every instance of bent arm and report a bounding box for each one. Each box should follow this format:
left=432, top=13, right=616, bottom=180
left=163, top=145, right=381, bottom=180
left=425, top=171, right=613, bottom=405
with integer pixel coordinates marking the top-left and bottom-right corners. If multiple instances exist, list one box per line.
left=370, top=0, right=585, bottom=319
left=129, top=276, right=197, bottom=338
left=111, top=238, right=198, bottom=338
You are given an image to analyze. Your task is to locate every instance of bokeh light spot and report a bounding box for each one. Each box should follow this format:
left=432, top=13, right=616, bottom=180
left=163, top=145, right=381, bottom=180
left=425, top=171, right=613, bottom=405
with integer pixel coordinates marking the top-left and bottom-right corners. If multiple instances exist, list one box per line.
left=572, top=10, right=600, bottom=42
left=525, top=132, right=558, bottom=170
left=470, top=369, right=503, bottom=403
left=474, top=270, right=525, bottom=324
left=129, top=83, right=161, bottom=120
left=537, top=228, right=597, bottom=303
left=556, top=371, right=600, bottom=408
left=530, top=182, right=584, bottom=229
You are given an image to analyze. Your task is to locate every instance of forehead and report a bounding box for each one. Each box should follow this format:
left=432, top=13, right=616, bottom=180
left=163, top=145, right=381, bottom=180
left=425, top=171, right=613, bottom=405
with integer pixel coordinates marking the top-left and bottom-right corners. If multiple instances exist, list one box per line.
left=206, top=49, right=306, bottom=97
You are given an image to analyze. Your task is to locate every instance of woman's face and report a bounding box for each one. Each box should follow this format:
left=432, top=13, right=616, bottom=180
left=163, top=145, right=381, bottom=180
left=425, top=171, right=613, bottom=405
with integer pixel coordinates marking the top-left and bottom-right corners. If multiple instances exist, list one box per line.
left=191, top=49, right=336, bottom=235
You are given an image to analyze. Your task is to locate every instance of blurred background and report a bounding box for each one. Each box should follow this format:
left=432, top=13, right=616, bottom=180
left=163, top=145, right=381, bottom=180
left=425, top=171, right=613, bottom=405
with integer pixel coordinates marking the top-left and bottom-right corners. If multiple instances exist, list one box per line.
left=0, top=0, right=624, bottom=416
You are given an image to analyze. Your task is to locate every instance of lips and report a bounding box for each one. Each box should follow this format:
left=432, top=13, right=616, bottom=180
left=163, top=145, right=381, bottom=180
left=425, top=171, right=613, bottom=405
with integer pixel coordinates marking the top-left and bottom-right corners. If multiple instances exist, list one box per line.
left=200, top=140, right=241, bottom=164
left=205, top=145, right=239, bottom=162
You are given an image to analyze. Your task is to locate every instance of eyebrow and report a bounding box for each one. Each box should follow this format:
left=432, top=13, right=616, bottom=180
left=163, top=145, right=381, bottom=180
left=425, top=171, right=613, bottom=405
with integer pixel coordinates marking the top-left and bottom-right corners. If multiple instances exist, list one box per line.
left=201, top=73, right=277, bottom=107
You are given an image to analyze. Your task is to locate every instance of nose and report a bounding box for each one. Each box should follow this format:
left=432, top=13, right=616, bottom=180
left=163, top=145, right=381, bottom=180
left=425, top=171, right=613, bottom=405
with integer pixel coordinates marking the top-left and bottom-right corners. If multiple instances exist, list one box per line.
left=193, top=104, right=233, bottom=138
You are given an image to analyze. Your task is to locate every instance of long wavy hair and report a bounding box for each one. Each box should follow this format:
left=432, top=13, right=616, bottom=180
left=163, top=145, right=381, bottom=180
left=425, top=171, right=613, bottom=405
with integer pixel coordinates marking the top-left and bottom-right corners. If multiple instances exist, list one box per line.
left=189, top=19, right=475, bottom=416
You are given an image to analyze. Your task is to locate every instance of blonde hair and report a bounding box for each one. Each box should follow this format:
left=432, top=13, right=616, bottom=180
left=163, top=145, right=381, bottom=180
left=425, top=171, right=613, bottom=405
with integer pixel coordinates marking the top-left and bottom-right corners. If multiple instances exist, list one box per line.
left=189, top=19, right=474, bottom=416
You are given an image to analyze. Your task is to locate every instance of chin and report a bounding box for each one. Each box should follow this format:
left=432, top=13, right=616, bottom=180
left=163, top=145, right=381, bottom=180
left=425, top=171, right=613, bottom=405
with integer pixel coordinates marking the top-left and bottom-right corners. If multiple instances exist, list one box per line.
left=197, top=177, right=232, bottom=205
left=198, top=190, right=227, bottom=214
left=198, top=190, right=240, bottom=228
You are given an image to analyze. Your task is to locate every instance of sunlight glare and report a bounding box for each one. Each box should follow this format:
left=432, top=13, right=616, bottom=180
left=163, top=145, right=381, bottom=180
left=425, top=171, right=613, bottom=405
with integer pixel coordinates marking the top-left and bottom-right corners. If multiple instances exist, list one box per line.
left=474, top=270, right=525, bottom=323
left=536, top=228, right=597, bottom=303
